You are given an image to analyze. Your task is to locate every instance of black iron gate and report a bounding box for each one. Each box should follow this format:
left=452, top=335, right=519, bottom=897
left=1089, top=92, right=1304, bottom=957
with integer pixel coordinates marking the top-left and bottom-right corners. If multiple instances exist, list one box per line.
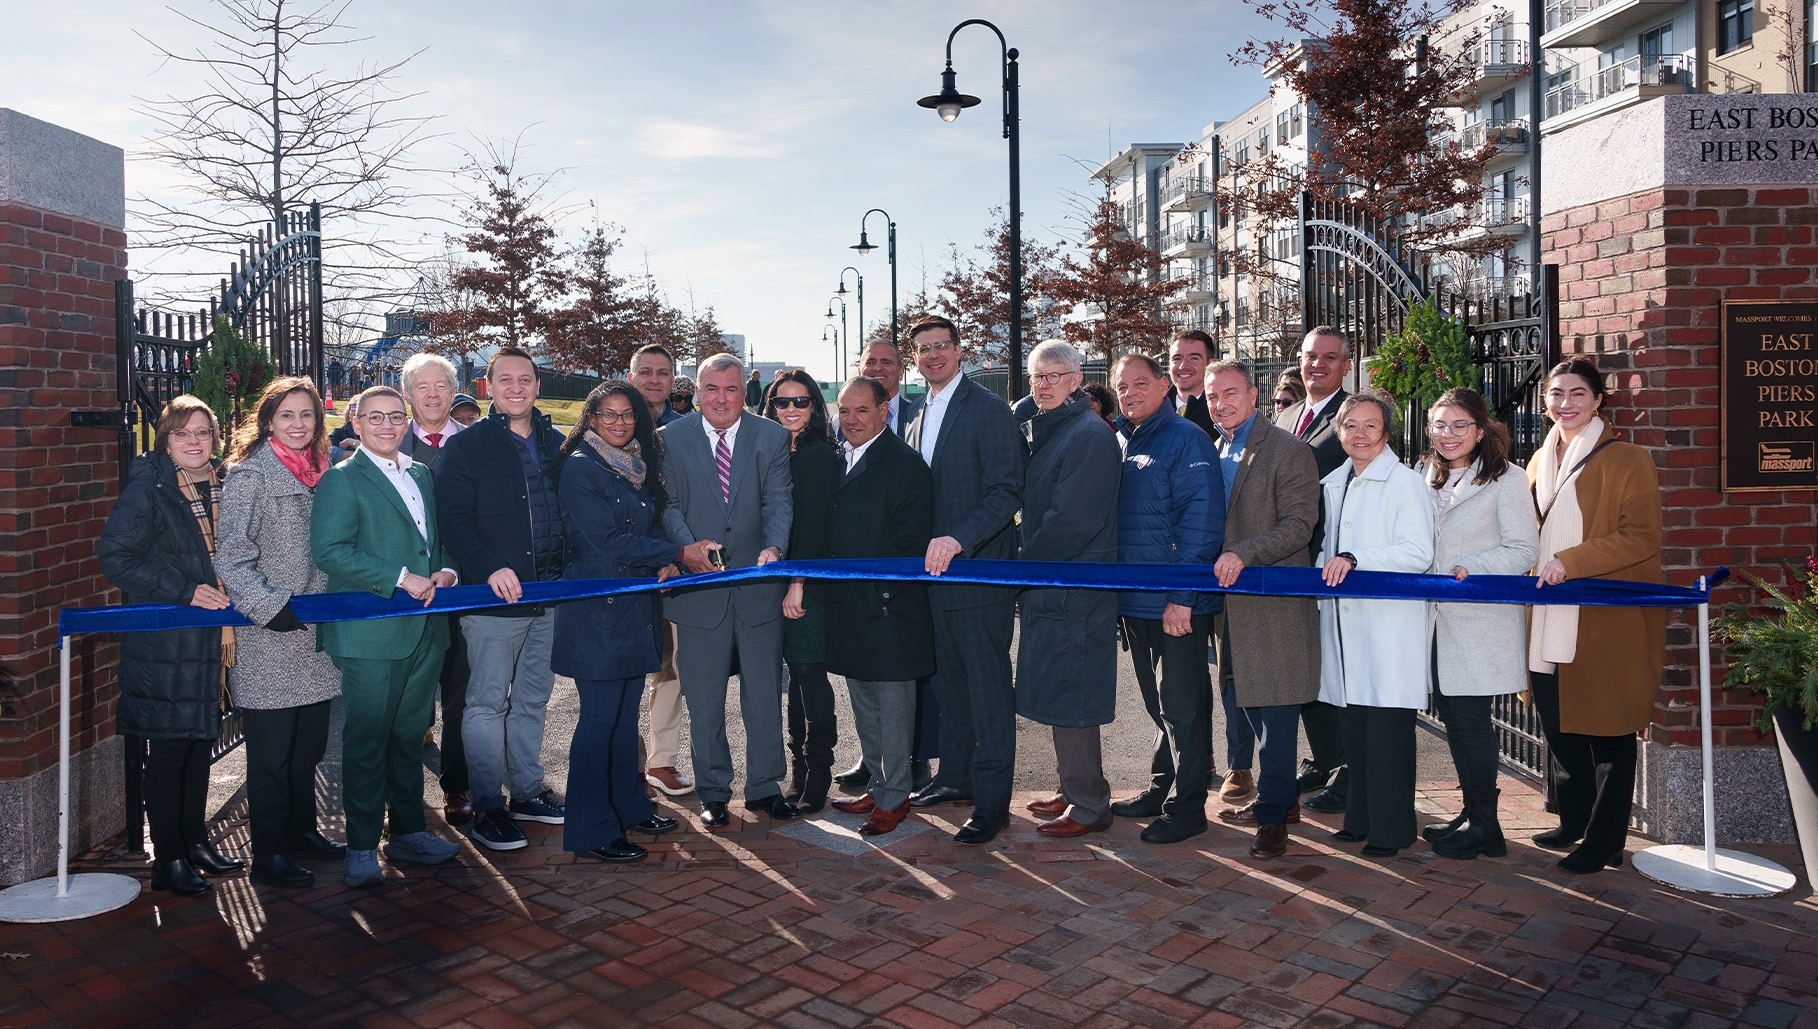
left=114, top=204, right=324, bottom=851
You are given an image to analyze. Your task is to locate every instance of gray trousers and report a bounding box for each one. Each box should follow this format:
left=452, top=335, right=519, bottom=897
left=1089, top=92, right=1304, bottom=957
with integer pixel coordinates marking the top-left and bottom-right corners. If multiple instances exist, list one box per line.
left=847, top=678, right=918, bottom=810
left=1054, top=726, right=1111, bottom=827
left=675, top=613, right=786, bottom=804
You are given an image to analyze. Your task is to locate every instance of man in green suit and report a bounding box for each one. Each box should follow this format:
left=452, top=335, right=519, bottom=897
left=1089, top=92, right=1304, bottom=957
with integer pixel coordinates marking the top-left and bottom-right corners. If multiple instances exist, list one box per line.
left=311, top=385, right=463, bottom=886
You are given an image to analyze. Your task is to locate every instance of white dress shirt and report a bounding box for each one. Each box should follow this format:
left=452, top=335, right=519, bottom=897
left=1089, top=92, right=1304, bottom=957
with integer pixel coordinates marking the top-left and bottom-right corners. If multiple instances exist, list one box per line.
left=360, top=445, right=456, bottom=587
left=702, top=414, right=741, bottom=456
left=917, top=380, right=956, bottom=465
left=885, top=393, right=902, bottom=434
left=844, top=433, right=880, bottom=473
left=1298, top=389, right=1340, bottom=433
left=411, top=419, right=459, bottom=447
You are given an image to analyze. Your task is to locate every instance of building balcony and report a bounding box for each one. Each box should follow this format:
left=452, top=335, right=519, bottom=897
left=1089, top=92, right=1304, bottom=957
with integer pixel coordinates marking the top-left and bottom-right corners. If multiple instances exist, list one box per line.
left=1542, top=54, right=1692, bottom=130
left=1449, top=38, right=1530, bottom=102
left=1541, top=0, right=1685, bottom=49
left=1161, top=223, right=1213, bottom=257
left=1427, top=197, right=1532, bottom=242
left=1457, top=117, right=1532, bottom=162
left=1440, top=274, right=1533, bottom=300
left=1168, top=269, right=1214, bottom=303
left=1161, top=175, right=1215, bottom=214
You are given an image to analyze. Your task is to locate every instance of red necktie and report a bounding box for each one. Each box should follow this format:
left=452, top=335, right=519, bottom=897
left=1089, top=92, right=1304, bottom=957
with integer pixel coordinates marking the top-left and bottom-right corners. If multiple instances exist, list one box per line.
left=1295, top=407, right=1315, bottom=437
left=426, top=432, right=443, bottom=448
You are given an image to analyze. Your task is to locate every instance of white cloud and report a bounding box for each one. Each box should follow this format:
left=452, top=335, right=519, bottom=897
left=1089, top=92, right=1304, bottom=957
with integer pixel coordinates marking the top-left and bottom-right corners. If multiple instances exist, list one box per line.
left=632, top=119, right=786, bottom=161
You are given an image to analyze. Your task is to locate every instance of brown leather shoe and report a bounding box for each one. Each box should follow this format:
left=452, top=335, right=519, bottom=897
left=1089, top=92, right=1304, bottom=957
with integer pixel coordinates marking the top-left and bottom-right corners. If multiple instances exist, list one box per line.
left=443, top=790, right=473, bottom=826
left=1251, top=822, right=1288, bottom=859
left=858, top=801, right=911, bottom=836
left=832, top=794, right=876, bottom=814
left=1220, top=769, right=1256, bottom=804
left=1025, top=794, right=1067, bottom=817
left=1218, top=799, right=1300, bottom=827
left=1036, top=815, right=1112, bottom=837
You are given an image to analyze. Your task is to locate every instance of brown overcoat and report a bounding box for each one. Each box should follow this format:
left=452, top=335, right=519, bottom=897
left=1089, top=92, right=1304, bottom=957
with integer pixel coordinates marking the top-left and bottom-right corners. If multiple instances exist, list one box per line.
left=1527, top=423, right=1666, bottom=735
left=1214, top=417, right=1323, bottom=707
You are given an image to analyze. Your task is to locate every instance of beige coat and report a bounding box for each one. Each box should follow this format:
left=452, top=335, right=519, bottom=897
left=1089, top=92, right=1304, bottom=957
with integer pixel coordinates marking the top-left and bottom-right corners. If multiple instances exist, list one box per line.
left=1214, top=417, right=1323, bottom=708
left=1526, top=424, right=1665, bottom=735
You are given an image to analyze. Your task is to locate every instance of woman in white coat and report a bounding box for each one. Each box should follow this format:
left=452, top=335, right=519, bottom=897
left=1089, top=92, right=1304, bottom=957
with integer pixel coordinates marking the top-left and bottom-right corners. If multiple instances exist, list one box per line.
left=1416, top=388, right=1538, bottom=860
left=1316, top=391, right=1435, bottom=857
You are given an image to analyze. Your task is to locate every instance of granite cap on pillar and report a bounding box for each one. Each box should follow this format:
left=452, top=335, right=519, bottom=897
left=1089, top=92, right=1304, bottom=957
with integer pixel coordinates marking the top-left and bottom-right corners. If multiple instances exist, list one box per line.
left=0, top=108, right=126, bottom=228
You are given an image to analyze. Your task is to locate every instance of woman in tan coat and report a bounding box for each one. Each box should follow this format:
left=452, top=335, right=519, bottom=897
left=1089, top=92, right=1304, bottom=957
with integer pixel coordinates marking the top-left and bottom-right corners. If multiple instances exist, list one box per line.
left=1529, top=358, right=1665, bottom=874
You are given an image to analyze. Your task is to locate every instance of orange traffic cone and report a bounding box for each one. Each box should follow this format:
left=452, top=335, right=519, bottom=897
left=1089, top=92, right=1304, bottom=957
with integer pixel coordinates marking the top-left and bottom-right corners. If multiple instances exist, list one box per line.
left=324, top=389, right=335, bottom=412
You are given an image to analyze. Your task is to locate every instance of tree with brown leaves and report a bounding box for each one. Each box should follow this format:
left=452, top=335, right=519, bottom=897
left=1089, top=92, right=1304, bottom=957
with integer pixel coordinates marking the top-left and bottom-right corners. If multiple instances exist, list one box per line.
left=937, top=211, right=1061, bottom=367
left=1046, top=191, right=1190, bottom=359
left=443, top=141, right=566, bottom=353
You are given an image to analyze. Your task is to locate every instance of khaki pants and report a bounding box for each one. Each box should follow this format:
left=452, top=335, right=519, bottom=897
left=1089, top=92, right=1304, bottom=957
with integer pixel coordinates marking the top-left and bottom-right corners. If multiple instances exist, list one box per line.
left=645, top=621, right=685, bottom=769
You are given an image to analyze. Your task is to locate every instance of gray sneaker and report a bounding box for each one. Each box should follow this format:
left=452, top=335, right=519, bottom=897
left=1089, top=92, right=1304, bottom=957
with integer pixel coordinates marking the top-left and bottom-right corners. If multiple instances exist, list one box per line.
left=508, top=788, right=566, bottom=825
left=344, top=848, right=383, bottom=888
left=384, top=830, right=461, bottom=865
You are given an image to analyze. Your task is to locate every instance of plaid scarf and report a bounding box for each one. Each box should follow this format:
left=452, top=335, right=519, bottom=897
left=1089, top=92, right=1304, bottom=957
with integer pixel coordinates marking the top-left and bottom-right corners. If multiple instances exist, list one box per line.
left=176, top=465, right=236, bottom=702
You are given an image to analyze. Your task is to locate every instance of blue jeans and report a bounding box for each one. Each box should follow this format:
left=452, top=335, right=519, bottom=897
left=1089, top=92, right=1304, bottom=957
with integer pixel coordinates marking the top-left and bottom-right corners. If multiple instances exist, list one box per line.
left=459, top=610, right=557, bottom=812
left=565, top=677, right=651, bottom=852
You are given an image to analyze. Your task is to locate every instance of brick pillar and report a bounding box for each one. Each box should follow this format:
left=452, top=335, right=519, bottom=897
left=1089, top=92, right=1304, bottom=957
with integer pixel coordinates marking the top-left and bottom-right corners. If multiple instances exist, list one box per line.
left=0, top=109, right=128, bottom=885
left=1543, top=96, right=1818, bottom=845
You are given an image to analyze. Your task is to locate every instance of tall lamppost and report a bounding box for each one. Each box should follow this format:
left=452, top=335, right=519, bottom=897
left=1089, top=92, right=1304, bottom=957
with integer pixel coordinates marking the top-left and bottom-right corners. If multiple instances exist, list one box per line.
left=837, top=267, right=864, bottom=353
left=852, top=209, right=898, bottom=346
left=821, top=326, right=839, bottom=383
left=824, top=295, right=848, bottom=377
left=919, top=20, right=1023, bottom=398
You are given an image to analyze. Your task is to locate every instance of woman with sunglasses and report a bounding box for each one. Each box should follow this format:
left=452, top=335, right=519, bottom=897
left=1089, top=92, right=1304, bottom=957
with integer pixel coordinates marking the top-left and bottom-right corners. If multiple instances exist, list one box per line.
left=549, top=382, right=684, bottom=864
left=1415, top=388, right=1538, bottom=860
left=1271, top=370, right=1307, bottom=415
left=764, top=369, right=843, bottom=813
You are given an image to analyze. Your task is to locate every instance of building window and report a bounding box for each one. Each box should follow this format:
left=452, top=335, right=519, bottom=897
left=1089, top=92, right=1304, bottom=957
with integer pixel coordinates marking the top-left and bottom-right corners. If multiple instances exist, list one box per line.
left=1276, top=111, right=1290, bottom=143
left=1718, top=0, right=1754, bottom=54
left=1290, top=104, right=1304, bottom=137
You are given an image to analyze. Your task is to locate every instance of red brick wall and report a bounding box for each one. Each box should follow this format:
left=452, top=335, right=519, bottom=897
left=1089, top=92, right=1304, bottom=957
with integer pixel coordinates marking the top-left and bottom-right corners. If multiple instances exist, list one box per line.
left=1543, top=186, right=1818, bottom=750
left=0, top=201, right=126, bottom=779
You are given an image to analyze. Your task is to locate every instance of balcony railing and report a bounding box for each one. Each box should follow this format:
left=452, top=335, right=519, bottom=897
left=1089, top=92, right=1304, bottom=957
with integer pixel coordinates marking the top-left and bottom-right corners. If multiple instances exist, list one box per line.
left=1441, top=275, right=1533, bottom=300
left=1544, top=54, right=1691, bottom=118
left=1459, top=116, right=1532, bottom=150
left=1161, top=223, right=1214, bottom=252
left=1479, top=196, right=1530, bottom=227
left=1460, top=38, right=1530, bottom=70
left=1160, top=175, right=1214, bottom=210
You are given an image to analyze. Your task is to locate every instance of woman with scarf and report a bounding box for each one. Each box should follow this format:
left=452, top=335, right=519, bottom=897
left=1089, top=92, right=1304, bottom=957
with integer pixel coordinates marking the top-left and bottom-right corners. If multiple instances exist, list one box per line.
left=1529, top=358, right=1664, bottom=874
left=214, top=377, right=345, bottom=890
left=551, top=382, right=687, bottom=864
left=99, top=395, right=241, bottom=896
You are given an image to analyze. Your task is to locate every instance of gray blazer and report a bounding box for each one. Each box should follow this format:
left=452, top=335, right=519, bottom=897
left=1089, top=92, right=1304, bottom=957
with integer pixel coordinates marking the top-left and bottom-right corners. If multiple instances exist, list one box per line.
left=658, top=412, right=794, bottom=629
left=904, top=373, right=1025, bottom=611
left=1422, top=458, right=1539, bottom=697
left=213, top=443, right=342, bottom=710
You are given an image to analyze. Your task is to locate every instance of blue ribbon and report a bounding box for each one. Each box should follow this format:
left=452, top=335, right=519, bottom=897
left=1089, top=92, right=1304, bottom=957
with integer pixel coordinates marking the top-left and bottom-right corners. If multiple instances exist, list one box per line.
left=58, top=559, right=1727, bottom=638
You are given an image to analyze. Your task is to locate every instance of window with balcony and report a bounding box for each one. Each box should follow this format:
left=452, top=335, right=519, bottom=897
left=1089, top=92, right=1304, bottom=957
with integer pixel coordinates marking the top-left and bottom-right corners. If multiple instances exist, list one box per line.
left=1719, top=0, right=1754, bottom=54
left=1641, top=23, right=1673, bottom=60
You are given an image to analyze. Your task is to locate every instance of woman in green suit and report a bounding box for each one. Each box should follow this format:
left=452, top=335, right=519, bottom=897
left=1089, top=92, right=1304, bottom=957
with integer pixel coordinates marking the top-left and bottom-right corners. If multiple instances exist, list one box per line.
left=309, top=385, right=463, bottom=887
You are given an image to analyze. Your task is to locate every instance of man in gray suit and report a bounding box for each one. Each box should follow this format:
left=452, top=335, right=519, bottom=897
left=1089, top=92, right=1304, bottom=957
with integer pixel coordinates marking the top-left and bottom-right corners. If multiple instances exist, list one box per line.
left=659, top=352, right=797, bottom=828
left=1273, top=326, right=1352, bottom=813
left=902, top=316, right=1025, bottom=845
left=1206, top=361, right=1322, bottom=859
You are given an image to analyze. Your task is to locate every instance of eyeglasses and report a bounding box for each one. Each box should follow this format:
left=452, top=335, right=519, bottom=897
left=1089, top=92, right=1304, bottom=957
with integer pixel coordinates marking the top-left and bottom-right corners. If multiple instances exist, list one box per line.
left=1272, top=398, right=1294, bottom=409
left=170, top=429, right=214, bottom=443
left=592, top=410, right=637, bottom=424
left=361, top=412, right=408, bottom=426
left=771, top=396, right=814, bottom=410
left=917, top=340, right=955, bottom=355
left=1027, top=371, right=1074, bottom=387
left=1427, top=420, right=1478, bottom=436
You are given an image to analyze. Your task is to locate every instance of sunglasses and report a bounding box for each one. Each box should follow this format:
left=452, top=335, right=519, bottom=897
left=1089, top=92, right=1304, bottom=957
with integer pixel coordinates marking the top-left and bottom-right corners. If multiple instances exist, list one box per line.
left=1273, top=398, right=1294, bottom=409
left=772, top=396, right=814, bottom=410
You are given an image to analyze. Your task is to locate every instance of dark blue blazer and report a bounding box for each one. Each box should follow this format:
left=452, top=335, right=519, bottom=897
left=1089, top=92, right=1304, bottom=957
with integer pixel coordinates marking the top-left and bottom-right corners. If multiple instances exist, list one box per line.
left=550, top=447, right=677, bottom=679
left=903, top=373, right=1026, bottom=610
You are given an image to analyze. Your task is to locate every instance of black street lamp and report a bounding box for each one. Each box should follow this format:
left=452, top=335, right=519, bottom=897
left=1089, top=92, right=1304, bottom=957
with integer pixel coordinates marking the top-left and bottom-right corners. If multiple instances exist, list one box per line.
left=821, top=325, right=839, bottom=383
left=852, top=209, right=898, bottom=346
left=824, top=295, right=848, bottom=378
left=919, top=19, right=1023, bottom=399
left=837, top=267, right=864, bottom=355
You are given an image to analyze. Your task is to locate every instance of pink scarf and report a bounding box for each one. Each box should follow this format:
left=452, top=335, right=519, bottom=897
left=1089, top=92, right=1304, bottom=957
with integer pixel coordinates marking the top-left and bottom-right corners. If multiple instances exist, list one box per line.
left=270, top=439, right=324, bottom=488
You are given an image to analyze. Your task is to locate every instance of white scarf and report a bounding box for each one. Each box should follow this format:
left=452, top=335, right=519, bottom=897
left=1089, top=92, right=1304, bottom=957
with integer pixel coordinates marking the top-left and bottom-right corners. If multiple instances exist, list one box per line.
left=1528, top=416, right=1604, bottom=673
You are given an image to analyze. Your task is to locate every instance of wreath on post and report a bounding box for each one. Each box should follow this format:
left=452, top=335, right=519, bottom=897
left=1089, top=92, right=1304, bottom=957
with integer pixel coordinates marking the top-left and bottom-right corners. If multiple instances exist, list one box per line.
left=1363, top=298, right=1478, bottom=408
left=192, top=315, right=272, bottom=442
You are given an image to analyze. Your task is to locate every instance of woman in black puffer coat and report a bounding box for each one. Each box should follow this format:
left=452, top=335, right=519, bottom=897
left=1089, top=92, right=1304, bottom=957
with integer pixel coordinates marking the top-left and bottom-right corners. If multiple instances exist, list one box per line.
left=99, top=395, right=240, bottom=897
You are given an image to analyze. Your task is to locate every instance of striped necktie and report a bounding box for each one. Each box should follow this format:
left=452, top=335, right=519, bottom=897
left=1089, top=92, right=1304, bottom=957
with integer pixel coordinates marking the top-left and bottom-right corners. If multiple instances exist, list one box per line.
left=714, top=430, right=732, bottom=505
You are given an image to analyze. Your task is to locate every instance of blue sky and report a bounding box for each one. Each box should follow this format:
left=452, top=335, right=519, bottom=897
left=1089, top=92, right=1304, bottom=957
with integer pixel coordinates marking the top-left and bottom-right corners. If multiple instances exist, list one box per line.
left=3, top=0, right=1281, bottom=378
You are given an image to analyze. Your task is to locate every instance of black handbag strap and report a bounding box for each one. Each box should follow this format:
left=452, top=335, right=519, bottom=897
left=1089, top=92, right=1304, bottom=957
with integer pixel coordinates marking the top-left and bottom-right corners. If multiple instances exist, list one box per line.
left=1532, top=437, right=1618, bottom=525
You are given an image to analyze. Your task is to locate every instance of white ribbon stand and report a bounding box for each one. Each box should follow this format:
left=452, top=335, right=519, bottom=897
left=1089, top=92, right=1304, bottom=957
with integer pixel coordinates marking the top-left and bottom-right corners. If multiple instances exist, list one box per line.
left=1632, top=577, right=1797, bottom=897
left=0, top=637, right=141, bottom=922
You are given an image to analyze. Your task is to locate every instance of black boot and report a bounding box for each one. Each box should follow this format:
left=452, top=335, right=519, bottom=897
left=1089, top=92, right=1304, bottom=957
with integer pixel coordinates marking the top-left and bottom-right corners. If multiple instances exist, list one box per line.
left=798, top=719, right=837, bottom=814
left=1434, top=789, right=1507, bottom=860
left=788, top=755, right=808, bottom=802
left=1421, top=810, right=1466, bottom=844
left=150, top=858, right=212, bottom=896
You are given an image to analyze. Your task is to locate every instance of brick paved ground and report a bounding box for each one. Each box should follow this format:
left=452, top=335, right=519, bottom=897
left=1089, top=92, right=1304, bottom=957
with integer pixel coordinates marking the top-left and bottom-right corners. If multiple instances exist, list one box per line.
left=1, top=776, right=1814, bottom=1029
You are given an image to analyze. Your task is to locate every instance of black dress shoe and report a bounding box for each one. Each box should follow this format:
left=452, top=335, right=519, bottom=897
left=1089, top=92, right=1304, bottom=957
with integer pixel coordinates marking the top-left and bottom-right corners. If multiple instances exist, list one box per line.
left=1557, top=846, right=1624, bottom=873
left=833, top=760, right=871, bottom=789
left=747, top=794, right=800, bottom=821
left=250, top=854, right=316, bottom=889
left=1303, top=785, right=1348, bottom=814
left=1296, top=764, right=1334, bottom=794
left=633, top=815, right=678, bottom=835
left=908, top=785, right=972, bottom=809
left=1329, top=828, right=1367, bottom=843
left=581, top=838, right=648, bottom=864
left=150, top=859, right=212, bottom=897
left=1139, top=816, right=1208, bottom=844
left=187, top=842, right=245, bottom=876
left=1532, top=826, right=1585, bottom=851
left=290, top=829, right=348, bottom=860
left=700, top=801, right=730, bottom=828
left=1111, top=791, right=1167, bottom=818
left=953, top=810, right=1007, bottom=845
left=1361, top=844, right=1401, bottom=858
left=911, top=760, right=933, bottom=793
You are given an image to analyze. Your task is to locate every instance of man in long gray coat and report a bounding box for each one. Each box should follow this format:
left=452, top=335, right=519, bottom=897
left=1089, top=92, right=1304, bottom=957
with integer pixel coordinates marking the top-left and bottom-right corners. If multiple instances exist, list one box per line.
left=1206, top=360, right=1323, bottom=859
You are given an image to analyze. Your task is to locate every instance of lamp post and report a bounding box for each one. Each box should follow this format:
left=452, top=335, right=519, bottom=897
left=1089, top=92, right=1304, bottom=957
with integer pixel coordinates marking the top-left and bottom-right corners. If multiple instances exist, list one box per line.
left=821, top=325, right=839, bottom=383
left=837, top=267, right=864, bottom=354
left=824, top=295, right=848, bottom=378
left=852, top=210, right=898, bottom=346
left=919, top=19, right=1023, bottom=399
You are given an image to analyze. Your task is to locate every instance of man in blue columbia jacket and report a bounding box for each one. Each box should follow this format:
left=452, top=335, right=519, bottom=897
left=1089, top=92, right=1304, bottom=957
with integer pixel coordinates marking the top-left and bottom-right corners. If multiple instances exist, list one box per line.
left=1107, top=352, right=1226, bottom=844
